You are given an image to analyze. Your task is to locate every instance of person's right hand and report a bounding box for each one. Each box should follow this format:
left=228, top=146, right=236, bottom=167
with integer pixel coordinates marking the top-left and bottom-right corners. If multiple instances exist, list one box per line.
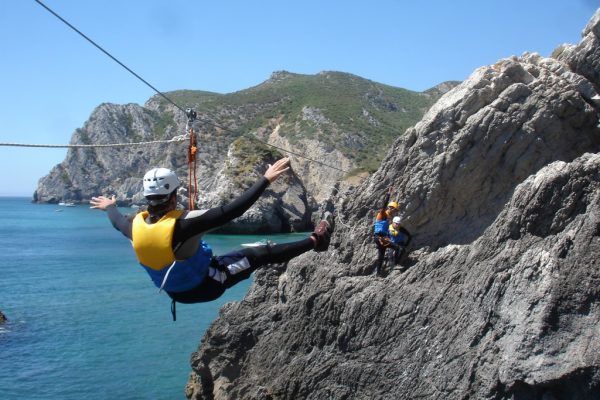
left=90, top=195, right=116, bottom=210
left=264, top=157, right=290, bottom=183
left=377, top=236, right=392, bottom=248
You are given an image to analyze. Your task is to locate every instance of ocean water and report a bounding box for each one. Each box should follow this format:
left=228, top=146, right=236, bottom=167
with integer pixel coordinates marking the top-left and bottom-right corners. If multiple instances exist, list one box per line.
left=0, top=197, right=307, bottom=399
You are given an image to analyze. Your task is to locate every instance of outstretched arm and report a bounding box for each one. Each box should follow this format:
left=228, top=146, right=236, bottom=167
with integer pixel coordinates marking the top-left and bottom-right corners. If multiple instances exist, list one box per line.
left=375, top=187, right=392, bottom=221
left=175, top=157, right=290, bottom=239
left=90, top=195, right=133, bottom=239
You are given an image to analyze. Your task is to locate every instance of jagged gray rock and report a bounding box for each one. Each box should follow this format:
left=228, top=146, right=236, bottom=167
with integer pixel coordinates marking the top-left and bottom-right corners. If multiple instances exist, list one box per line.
left=378, top=50, right=600, bottom=251
left=186, top=9, right=600, bottom=400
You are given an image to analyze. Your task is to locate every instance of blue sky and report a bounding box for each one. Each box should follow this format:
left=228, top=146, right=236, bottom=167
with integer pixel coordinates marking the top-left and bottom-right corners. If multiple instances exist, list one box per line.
left=0, top=0, right=597, bottom=196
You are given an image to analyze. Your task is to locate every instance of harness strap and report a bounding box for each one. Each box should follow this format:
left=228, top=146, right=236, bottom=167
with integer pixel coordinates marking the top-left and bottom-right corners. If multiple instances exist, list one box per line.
left=158, top=260, right=178, bottom=293
left=171, top=299, right=177, bottom=321
left=207, top=257, right=228, bottom=283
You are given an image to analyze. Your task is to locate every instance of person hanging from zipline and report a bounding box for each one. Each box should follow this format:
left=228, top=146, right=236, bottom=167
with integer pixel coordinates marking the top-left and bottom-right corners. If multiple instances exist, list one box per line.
left=90, top=157, right=334, bottom=318
left=373, top=187, right=399, bottom=276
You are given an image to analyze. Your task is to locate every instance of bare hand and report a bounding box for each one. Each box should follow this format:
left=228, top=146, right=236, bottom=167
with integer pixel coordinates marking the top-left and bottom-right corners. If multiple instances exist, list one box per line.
left=90, top=195, right=116, bottom=210
left=264, top=157, right=290, bottom=183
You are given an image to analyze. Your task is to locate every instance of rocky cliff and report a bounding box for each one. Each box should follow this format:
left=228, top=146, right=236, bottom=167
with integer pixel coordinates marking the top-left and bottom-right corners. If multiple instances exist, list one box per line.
left=185, top=9, right=600, bottom=400
left=34, top=73, right=454, bottom=233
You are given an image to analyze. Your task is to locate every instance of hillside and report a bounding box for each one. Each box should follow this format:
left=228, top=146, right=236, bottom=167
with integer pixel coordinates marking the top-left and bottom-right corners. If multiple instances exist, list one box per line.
left=34, top=72, right=456, bottom=232
left=148, top=72, right=455, bottom=174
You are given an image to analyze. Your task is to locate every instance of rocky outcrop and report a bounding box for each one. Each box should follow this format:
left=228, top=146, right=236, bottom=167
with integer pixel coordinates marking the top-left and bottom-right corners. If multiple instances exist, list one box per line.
left=33, top=103, right=313, bottom=233
left=375, top=50, right=600, bottom=251
left=0, top=310, right=6, bottom=324
left=186, top=9, right=600, bottom=400
left=265, top=123, right=354, bottom=203
left=196, top=139, right=314, bottom=233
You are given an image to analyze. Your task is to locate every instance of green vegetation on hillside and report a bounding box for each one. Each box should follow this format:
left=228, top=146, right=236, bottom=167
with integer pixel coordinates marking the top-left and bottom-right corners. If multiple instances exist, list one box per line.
left=226, top=137, right=284, bottom=186
left=149, top=109, right=175, bottom=139
left=150, top=71, right=457, bottom=176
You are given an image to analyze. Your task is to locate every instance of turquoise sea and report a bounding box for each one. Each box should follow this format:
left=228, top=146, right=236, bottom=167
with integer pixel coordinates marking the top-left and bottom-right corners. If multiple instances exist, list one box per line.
left=0, top=197, right=306, bottom=399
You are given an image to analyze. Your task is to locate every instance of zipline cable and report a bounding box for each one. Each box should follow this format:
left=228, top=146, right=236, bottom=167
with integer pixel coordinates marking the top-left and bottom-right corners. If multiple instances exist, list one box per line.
left=0, top=134, right=189, bottom=149
left=30, top=0, right=349, bottom=174
left=0, top=135, right=187, bottom=149
left=33, top=0, right=186, bottom=116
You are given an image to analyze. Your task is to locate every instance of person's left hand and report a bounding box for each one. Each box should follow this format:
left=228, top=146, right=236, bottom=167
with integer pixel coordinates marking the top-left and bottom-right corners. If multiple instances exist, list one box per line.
left=264, top=157, right=290, bottom=183
left=90, top=195, right=116, bottom=210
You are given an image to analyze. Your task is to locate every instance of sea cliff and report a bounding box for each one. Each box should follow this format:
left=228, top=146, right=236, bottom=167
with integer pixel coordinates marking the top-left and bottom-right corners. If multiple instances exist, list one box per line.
left=186, top=9, right=600, bottom=399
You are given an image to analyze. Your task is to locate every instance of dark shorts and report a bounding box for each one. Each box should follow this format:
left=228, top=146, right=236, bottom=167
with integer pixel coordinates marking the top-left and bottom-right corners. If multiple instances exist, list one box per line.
left=166, top=238, right=314, bottom=304
left=166, top=250, right=253, bottom=304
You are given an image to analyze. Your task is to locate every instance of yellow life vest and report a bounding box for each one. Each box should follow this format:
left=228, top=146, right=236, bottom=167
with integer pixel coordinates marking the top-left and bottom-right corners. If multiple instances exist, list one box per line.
left=132, top=210, right=184, bottom=270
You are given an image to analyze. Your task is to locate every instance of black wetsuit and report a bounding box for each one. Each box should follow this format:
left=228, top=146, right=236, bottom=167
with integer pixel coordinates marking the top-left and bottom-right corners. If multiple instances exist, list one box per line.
left=388, top=225, right=412, bottom=264
left=106, top=176, right=314, bottom=304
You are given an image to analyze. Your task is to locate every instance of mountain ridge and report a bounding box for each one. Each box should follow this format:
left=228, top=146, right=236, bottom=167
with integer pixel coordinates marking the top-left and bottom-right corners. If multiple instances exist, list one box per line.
left=34, top=72, right=457, bottom=233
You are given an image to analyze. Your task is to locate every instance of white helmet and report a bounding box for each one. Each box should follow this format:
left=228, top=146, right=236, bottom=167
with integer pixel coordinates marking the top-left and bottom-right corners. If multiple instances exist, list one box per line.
left=143, top=168, right=179, bottom=202
left=392, top=216, right=401, bottom=224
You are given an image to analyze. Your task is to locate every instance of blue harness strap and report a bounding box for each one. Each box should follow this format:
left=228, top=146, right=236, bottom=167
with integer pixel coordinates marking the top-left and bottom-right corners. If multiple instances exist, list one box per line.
left=141, top=240, right=213, bottom=292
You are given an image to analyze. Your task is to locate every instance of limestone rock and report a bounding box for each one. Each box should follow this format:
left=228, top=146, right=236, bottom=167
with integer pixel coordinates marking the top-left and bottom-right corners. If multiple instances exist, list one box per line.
left=33, top=104, right=312, bottom=232
left=186, top=9, right=600, bottom=400
left=196, top=140, right=313, bottom=234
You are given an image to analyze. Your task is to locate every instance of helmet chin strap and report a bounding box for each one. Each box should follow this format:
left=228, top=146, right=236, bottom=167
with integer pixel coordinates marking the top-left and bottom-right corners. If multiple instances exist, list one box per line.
left=146, top=193, right=178, bottom=222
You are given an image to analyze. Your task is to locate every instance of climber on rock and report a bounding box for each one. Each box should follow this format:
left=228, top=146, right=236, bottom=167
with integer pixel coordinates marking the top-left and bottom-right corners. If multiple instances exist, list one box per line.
left=388, top=216, right=412, bottom=266
left=90, top=157, right=334, bottom=319
left=373, top=187, right=398, bottom=275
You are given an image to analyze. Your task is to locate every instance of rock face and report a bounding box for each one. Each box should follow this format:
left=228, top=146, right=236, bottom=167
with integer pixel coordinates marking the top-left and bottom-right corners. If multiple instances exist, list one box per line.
left=34, top=73, right=453, bottom=233
left=186, top=9, right=600, bottom=400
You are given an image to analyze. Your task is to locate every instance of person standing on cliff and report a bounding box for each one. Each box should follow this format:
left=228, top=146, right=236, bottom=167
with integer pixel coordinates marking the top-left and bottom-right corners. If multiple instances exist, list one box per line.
left=373, top=187, right=399, bottom=275
left=90, top=157, right=334, bottom=319
left=388, top=216, right=411, bottom=266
